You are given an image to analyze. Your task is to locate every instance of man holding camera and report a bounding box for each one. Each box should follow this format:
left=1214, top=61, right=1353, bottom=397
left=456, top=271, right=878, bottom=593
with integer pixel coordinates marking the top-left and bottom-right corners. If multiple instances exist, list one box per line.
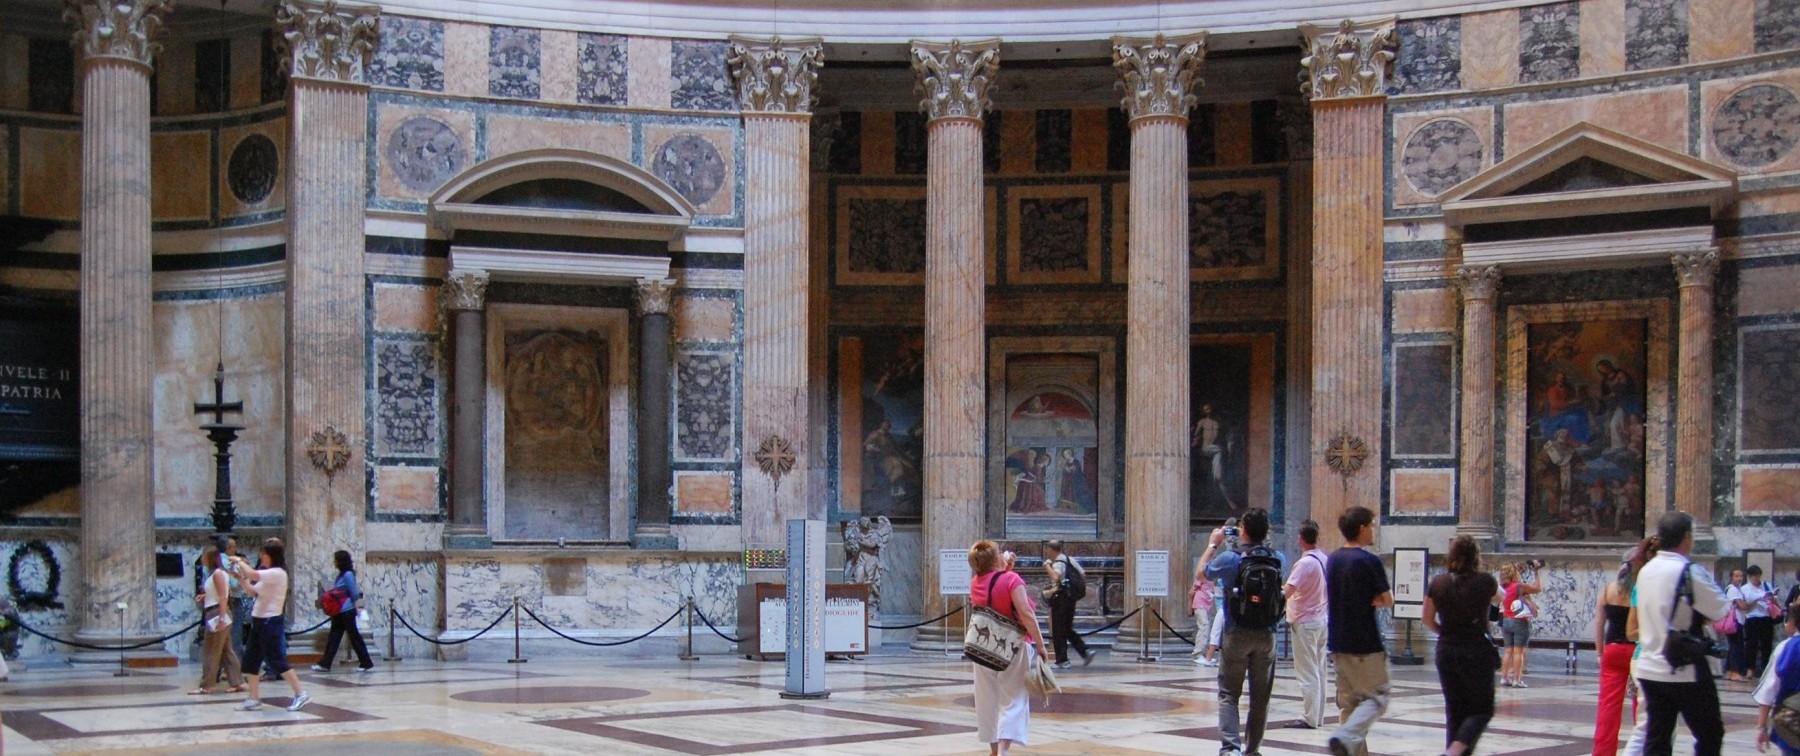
left=1634, top=511, right=1729, bottom=755
left=1203, top=508, right=1287, bottom=756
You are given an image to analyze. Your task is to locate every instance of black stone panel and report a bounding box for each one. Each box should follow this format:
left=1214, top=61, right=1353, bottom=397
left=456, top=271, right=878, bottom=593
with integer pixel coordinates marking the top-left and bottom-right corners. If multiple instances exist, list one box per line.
left=1392, top=342, right=1457, bottom=457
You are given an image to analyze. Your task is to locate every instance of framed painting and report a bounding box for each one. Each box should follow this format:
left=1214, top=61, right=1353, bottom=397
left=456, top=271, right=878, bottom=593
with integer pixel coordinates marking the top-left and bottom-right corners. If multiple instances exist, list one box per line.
left=986, top=337, right=1117, bottom=539
left=1189, top=334, right=1277, bottom=521
left=836, top=332, right=926, bottom=521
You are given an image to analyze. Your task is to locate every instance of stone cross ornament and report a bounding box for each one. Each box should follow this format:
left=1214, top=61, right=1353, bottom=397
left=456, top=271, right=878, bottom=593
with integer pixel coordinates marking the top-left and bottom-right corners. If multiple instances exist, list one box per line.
left=307, top=425, right=352, bottom=476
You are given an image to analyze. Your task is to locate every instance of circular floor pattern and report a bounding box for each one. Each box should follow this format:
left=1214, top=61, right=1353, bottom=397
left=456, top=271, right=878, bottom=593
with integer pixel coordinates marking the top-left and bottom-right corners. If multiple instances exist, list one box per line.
left=5, top=682, right=180, bottom=697
left=953, top=691, right=1184, bottom=715
left=450, top=685, right=652, bottom=704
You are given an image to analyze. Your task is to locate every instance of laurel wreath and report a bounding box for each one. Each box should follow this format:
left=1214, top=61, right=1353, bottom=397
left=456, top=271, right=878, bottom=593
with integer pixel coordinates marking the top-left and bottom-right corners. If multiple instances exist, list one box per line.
left=8, top=540, right=63, bottom=610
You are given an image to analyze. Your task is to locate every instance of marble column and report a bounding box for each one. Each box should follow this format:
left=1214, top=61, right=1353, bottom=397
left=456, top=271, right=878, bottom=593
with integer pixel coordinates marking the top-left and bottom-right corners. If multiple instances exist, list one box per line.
left=444, top=270, right=489, bottom=548
left=1672, top=249, right=1719, bottom=543
left=1113, top=33, right=1206, bottom=638
left=910, top=39, right=998, bottom=650
left=634, top=277, right=677, bottom=548
left=1300, top=18, right=1395, bottom=549
left=1455, top=264, right=1502, bottom=545
left=64, top=0, right=173, bottom=658
left=277, top=0, right=378, bottom=607
left=729, top=36, right=824, bottom=546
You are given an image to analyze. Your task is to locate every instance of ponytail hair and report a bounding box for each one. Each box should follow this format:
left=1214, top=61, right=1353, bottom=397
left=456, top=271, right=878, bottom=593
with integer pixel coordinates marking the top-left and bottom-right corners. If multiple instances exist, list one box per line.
left=1617, top=535, right=1659, bottom=591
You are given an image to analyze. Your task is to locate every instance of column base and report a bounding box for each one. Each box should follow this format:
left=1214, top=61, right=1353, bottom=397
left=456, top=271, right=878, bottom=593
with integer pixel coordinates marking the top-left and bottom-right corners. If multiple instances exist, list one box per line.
left=1689, top=524, right=1717, bottom=555
left=907, top=622, right=967, bottom=655
left=1454, top=522, right=1499, bottom=551
left=631, top=526, right=679, bottom=550
left=444, top=531, right=492, bottom=550
left=67, top=629, right=179, bottom=668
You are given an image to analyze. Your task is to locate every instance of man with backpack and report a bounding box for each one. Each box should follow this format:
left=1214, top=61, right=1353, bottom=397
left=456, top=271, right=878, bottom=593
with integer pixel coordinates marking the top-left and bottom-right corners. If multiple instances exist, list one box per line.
left=1203, top=508, right=1288, bottom=756
left=1043, top=540, right=1095, bottom=669
left=1634, top=511, right=1729, bottom=755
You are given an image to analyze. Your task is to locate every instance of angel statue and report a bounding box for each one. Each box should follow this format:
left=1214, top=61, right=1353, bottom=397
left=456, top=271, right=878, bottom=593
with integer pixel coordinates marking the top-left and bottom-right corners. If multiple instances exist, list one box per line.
left=843, top=515, right=893, bottom=613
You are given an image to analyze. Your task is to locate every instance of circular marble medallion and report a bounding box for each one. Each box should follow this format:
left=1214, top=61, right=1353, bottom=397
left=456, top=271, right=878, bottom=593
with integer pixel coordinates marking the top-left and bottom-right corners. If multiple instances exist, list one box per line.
left=227, top=134, right=279, bottom=205
left=1712, top=84, right=1800, bottom=169
left=651, top=133, right=726, bottom=207
left=953, top=691, right=1184, bottom=715
left=449, top=685, right=652, bottom=704
left=386, top=116, right=464, bottom=193
left=6, top=682, right=178, bottom=697
left=1401, top=118, right=1483, bottom=197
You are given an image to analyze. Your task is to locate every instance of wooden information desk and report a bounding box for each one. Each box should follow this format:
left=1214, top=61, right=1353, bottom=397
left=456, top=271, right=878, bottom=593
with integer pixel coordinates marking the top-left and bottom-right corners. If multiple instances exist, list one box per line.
left=735, top=582, right=869, bottom=660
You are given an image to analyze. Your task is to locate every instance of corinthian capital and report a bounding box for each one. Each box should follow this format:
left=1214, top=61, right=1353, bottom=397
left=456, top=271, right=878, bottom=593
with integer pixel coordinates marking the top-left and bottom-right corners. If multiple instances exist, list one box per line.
left=1455, top=265, right=1502, bottom=301
left=910, top=39, right=1000, bottom=122
left=276, top=0, right=380, bottom=84
left=1300, top=18, right=1397, bottom=100
left=62, top=0, right=175, bottom=66
left=637, top=277, right=676, bottom=316
left=1671, top=249, right=1720, bottom=289
left=1111, top=33, right=1207, bottom=121
left=443, top=269, right=490, bottom=312
left=728, top=36, right=824, bottom=115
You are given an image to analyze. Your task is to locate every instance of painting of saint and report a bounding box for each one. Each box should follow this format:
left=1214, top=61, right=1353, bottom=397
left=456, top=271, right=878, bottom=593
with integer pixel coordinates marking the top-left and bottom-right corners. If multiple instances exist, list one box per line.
left=1524, top=319, right=1647, bottom=541
left=1189, top=343, right=1252, bottom=519
left=852, top=333, right=925, bottom=519
left=1001, top=354, right=1102, bottom=537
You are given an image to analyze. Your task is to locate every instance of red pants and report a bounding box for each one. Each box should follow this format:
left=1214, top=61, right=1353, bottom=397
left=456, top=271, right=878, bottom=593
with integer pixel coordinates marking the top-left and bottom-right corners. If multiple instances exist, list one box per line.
left=1593, top=641, right=1636, bottom=756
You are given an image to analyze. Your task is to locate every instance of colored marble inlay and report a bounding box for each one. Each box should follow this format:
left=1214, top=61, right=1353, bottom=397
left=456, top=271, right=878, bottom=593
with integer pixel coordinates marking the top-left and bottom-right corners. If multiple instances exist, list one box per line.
left=374, top=339, right=439, bottom=458
left=227, top=133, right=279, bottom=205
left=670, top=39, right=733, bottom=111
left=370, top=16, right=445, bottom=91
left=1711, top=84, right=1800, bottom=169
left=1035, top=109, right=1073, bottom=173
left=1755, top=0, right=1800, bottom=52
left=1392, top=342, right=1457, bottom=456
left=1626, top=0, right=1689, bottom=70
left=386, top=116, right=464, bottom=194
left=1740, top=326, right=1800, bottom=452
left=450, top=686, right=650, bottom=704
left=1394, top=17, right=1462, bottom=93
left=675, top=351, right=734, bottom=460
left=1016, top=197, right=1090, bottom=272
left=576, top=33, right=628, bottom=106
left=1519, top=1, right=1582, bottom=83
left=845, top=197, right=927, bottom=274
left=1401, top=119, right=1484, bottom=197
left=650, top=133, right=727, bottom=207
left=488, top=26, right=541, bottom=100
left=1189, top=189, right=1269, bottom=269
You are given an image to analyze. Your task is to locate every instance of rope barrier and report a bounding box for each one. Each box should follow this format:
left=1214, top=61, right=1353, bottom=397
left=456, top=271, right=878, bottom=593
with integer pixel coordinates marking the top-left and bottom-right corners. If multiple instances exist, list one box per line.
left=1077, top=605, right=1142, bottom=638
left=284, top=616, right=331, bottom=638
left=1149, top=608, right=1196, bottom=645
left=17, top=619, right=202, bottom=651
left=520, top=603, right=684, bottom=648
left=393, top=607, right=512, bottom=646
left=867, top=605, right=964, bottom=630
left=691, top=607, right=751, bottom=644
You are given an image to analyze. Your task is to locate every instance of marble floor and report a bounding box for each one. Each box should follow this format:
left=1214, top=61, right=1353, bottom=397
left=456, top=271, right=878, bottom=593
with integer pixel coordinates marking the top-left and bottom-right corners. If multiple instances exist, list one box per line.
left=0, top=648, right=1767, bottom=754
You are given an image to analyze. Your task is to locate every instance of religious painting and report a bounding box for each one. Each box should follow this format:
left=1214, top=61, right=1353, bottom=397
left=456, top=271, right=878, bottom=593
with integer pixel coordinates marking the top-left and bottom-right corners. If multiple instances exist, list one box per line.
left=1001, top=354, right=1102, bottom=538
left=503, top=329, right=609, bottom=540
left=838, top=332, right=925, bottom=520
left=1189, top=342, right=1253, bottom=519
left=1523, top=318, right=1648, bottom=541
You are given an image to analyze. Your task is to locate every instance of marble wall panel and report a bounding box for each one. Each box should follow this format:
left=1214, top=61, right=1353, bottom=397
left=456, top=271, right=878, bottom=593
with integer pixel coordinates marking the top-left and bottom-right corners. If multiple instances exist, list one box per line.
left=674, top=293, right=736, bottom=342
left=674, top=471, right=733, bottom=515
left=859, top=111, right=896, bottom=175
left=1738, top=466, right=1800, bottom=513
left=1006, top=184, right=1102, bottom=285
left=1582, top=0, right=1630, bottom=76
left=372, top=282, right=441, bottom=334
left=156, top=40, right=196, bottom=116
left=1392, top=342, right=1457, bottom=458
left=444, top=554, right=740, bottom=632
left=0, top=538, right=97, bottom=656
left=1737, top=264, right=1800, bottom=316
left=670, top=40, right=733, bottom=111
left=674, top=350, right=735, bottom=461
left=1392, top=286, right=1459, bottom=333
left=229, top=33, right=261, bottom=110
left=1462, top=9, right=1521, bottom=90
left=1739, top=325, right=1800, bottom=453
left=1394, top=16, right=1462, bottom=94
left=217, top=120, right=286, bottom=218
left=374, top=106, right=475, bottom=202
left=880, top=526, right=923, bottom=617
left=1072, top=108, right=1109, bottom=172
left=1215, top=103, right=1254, bottom=166
left=485, top=115, right=632, bottom=162
left=488, top=26, right=541, bottom=100
left=540, top=30, right=577, bottom=103
left=1701, top=72, right=1800, bottom=174
left=1188, top=176, right=1283, bottom=282
left=1757, top=0, right=1800, bottom=52
left=370, top=16, right=445, bottom=91
left=1035, top=109, right=1073, bottom=173
left=834, top=184, right=926, bottom=286
left=1519, top=1, right=1582, bottom=84
left=1391, top=468, right=1455, bottom=515
left=1626, top=0, right=1690, bottom=70
left=643, top=126, right=735, bottom=217
left=627, top=36, right=672, bottom=110
left=443, top=21, right=489, bottom=98
left=373, top=337, right=440, bottom=459
left=1503, top=85, right=1688, bottom=155
left=894, top=112, right=929, bottom=175
left=997, top=110, right=1034, bottom=175
left=19, top=128, right=80, bottom=220
left=1522, top=559, right=1612, bottom=642
left=362, top=555, right=441, bottom=654
left=1392, top=108, right=1492, bottom=206
left=1689, top=0, right=1756, bottom=61
left=577, top=33, right=628, bottom=106
left=374, top=465, right=440, bottom=514
left=150, top=131, right=212, bottom=222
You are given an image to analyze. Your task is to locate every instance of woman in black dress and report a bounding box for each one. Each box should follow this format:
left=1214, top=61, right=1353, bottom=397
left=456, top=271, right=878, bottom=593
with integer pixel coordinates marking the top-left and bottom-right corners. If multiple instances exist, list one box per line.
left=1423, top=535, right=1500, bottom=756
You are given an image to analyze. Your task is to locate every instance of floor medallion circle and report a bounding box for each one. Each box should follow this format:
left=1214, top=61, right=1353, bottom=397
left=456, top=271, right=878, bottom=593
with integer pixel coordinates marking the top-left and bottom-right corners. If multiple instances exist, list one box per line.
left=954, top=691, right=1183, bottom=715
left=450, top=685, right=652, bottom=704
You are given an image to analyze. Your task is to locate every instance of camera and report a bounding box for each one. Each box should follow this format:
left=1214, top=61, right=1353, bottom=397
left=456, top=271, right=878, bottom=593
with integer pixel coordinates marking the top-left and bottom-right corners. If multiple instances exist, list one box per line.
left=1525, top=558, right=1545, bottom=571
left=1222, top=526, right=1239, bottom=540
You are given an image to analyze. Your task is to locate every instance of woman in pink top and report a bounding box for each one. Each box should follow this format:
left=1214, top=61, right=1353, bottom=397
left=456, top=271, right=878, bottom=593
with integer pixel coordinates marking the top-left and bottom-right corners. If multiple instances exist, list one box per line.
left=968, top=539, right=1047, bottom=756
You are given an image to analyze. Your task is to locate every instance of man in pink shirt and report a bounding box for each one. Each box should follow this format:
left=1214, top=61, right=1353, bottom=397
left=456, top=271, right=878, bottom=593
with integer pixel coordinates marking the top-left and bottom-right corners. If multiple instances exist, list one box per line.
left=1283, top=519, right=1330, bottom=729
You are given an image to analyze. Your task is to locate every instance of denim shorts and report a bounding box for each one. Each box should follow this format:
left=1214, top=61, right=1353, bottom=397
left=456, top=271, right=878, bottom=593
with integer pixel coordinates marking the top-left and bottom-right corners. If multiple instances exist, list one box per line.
left=1501, top=617, right=1531, bottom=648
left=240, top=615, right=290, bottom=677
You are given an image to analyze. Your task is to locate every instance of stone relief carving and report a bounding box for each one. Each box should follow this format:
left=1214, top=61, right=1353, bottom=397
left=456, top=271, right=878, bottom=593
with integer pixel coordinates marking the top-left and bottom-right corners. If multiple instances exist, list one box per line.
left=842, top=515, right=892, bottom=613
left=442, top=269, right=489, bottom=312
left=728, top=36, right=823, bottom=114
left=846, top=198, right=927, bottom=274
left=1017, top=197, right=1090, bottom=272
left=1190, top=189, right=1269, bottom=269
left=386, top=116, right=463, bottom=193
left=672, top=40, right=734, bottom=111
left=1625, top=0, right=1688, bottom=71
left=1393, top=17, right=1460, bottom=94
left=675, top=352, right=734, bottom=460
left=374, top=339, right=438, bottom=457
left=1110, top=33, right=1207, bottom=120
left=636, top=277, right=675, bottom=315
left=275, top=0, right=379, bottom=83
left=62, top=0, right=174, bottom=65
left=577, top=33, right=628, bottom=106
left=1519, top=1, right=1581, bottom=84
left=910, top=38, right=1000, bottom=121
left=1456, top=264, right=1503, bottom=301
left=1300, top=18, right=1397, bottom=100
left=1712, top=84, right=1800, bottom=169
left=1671, top=249, right=1719, bottom=288
left=369, top=16, right=443, bottom=91
left=1402, top=119, right=1484, bottom=197
left=227, top=133, right=279, bottom=205
left=488, top=26, right=540, bottom=100
left=307, top=425, right=353, bottom=475
left=651, top=134, right=726, bottom=206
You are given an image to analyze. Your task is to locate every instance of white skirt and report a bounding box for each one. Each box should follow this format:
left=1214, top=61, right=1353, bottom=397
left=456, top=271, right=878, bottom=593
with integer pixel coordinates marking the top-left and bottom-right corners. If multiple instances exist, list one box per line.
left=973, top=650, right=1031, bottom=745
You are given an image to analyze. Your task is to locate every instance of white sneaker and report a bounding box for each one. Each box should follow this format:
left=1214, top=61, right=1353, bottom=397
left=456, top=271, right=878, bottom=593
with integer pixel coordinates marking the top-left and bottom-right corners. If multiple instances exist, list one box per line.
left=237, top=699, right=262, bottom=711
left=286, top=691, right=311, bottom=711
left=1513, top=679, right=1529, bottom=689
left=357, top=666, right=375, bottom=674
left=1200, top=657, right=1219, bottom=667
left=310, top=664, right=329, bottom=672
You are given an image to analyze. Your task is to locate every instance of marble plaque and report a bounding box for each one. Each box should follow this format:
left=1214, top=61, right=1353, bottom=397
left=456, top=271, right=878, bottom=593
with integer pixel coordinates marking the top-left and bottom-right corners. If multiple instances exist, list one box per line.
left=371, top=16, right=445, bottom=91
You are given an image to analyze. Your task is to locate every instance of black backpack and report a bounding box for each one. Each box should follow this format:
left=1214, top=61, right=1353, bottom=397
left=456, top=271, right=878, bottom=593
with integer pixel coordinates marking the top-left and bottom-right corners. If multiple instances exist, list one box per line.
left=1228, top=546, right=1286, bottom=629
left=1059, top=556, right=1088, bottom=602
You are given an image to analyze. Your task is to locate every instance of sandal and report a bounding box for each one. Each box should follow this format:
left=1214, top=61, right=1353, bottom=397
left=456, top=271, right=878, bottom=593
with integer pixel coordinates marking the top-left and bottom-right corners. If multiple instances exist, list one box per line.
left=226, top=684, right=247, bottom=693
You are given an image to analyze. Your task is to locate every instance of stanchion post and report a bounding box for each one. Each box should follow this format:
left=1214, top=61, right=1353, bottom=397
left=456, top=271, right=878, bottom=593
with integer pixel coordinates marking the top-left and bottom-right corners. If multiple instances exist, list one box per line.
left=1137, top=598, right=1156, bottom=663
left=680, top=596, right=699, bottom=661
left=384, top=600, right=402, bottom=662
left=114, top=602, right=129, bottom=677
left=942, top=598, right=957, bottom=659
left=507, top=596, right=527, bottom=664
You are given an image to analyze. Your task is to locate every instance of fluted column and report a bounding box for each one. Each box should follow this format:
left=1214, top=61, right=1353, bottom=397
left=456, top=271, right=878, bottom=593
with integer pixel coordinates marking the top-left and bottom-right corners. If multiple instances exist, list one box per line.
left=1114, top=33, right=1206, bottom=638
left=910, top=39, right=998, bottom=650
left=278, top=0, right=378, bottom=610
left=1301, top=18, right=1395, bottom=549
left=1456, top=264, right=1501, bottom=546
left=634, top=277, right=677, bottom=548
left=64, top=0, right=173, bottom=658
left=729, top=36, right=823, bottom=545
left=444, top=270, right=490, bottom=548
left=1672, top=250, right=1718, bottom=543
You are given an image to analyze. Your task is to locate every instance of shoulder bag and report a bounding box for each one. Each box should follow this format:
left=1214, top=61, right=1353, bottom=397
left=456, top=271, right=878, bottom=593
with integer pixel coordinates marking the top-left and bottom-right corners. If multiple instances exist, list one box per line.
left=964, top=572, right=1028, bottom=671
left=1663, top=563, right=1722, bottom=669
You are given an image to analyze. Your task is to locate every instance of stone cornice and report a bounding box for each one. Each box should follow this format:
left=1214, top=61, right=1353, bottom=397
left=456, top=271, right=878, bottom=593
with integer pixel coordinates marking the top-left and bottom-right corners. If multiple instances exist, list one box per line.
left=443, top=269, right=490, bottom=311
left=1455, top=264, right=1502, bottom=301
left=1111, top=33, right=1207, bottom=121
left=1300, top=17, right=1396, bottom=101
left=1671, top=249, right=1720, bottom=289
left=276, top=0, right=380, bottom=84
left=62, top=0, right=175, bottom=66
left=728, top=36, right=824, bottom=115
left=910, top=38, right=1000, bottom=122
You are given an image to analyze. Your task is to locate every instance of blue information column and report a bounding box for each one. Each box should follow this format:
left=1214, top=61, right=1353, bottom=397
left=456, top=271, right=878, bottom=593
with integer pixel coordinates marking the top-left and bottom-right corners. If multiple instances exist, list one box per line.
left=782, top=519, right=828, bottom=699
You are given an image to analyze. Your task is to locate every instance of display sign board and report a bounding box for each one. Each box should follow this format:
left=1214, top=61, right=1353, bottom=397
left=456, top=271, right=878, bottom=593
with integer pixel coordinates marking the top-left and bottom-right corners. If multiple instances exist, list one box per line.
left=784, top=519, right=826, bottom=697
left=939, top=549, right=972, bottom=595
left=751, top=583, right=870, bottom=656
left=1391, top=547, right=1430, bottom=621
left=1135, top=550, right=1170, bottom=597
left=0, top=308, right=79, bottom=461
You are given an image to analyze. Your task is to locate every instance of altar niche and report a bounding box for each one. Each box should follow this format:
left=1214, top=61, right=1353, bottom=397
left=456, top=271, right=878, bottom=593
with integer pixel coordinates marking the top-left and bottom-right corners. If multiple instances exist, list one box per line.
left=986, top=337, right=1118, bottom=540
left=486, top=304, right=632, bottom=543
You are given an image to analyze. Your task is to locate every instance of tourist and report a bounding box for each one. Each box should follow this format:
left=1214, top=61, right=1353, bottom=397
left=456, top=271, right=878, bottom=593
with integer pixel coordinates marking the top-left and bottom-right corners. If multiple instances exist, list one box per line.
left=1635, top=511, right=1728, bottom=755
left=1594, top=536, right=1657, bottom=755
left=1787, top=571, right=1800, bottom=634
left=221, top=535, right=252, bottom=662
left=1325, top=505, right=1393, bottom=756
left=968, top=539, right=1047, bottom=756
left=1498, top=561, right=1542, bottom=688
left=1742, top=566, right=1778, bottom=677
left=1188, top=561, right=1216, bottom=667
left=189, top=546, right=245, bottom=696
left=1282, top=518, right=1329, bottom=729
left=231, top=541, right=311, bottom=712
left=1727, top=568, right=1752, bottom=681
left=1203, top=507, right=1287, bottom=755
left=312, top=550, right=374, bottom=673
left=1751, top=599, right=1800, bottom=755
left=1041, top=540, right=1093, bottom=669
left=1423, top=535, right=1499, bottom=756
